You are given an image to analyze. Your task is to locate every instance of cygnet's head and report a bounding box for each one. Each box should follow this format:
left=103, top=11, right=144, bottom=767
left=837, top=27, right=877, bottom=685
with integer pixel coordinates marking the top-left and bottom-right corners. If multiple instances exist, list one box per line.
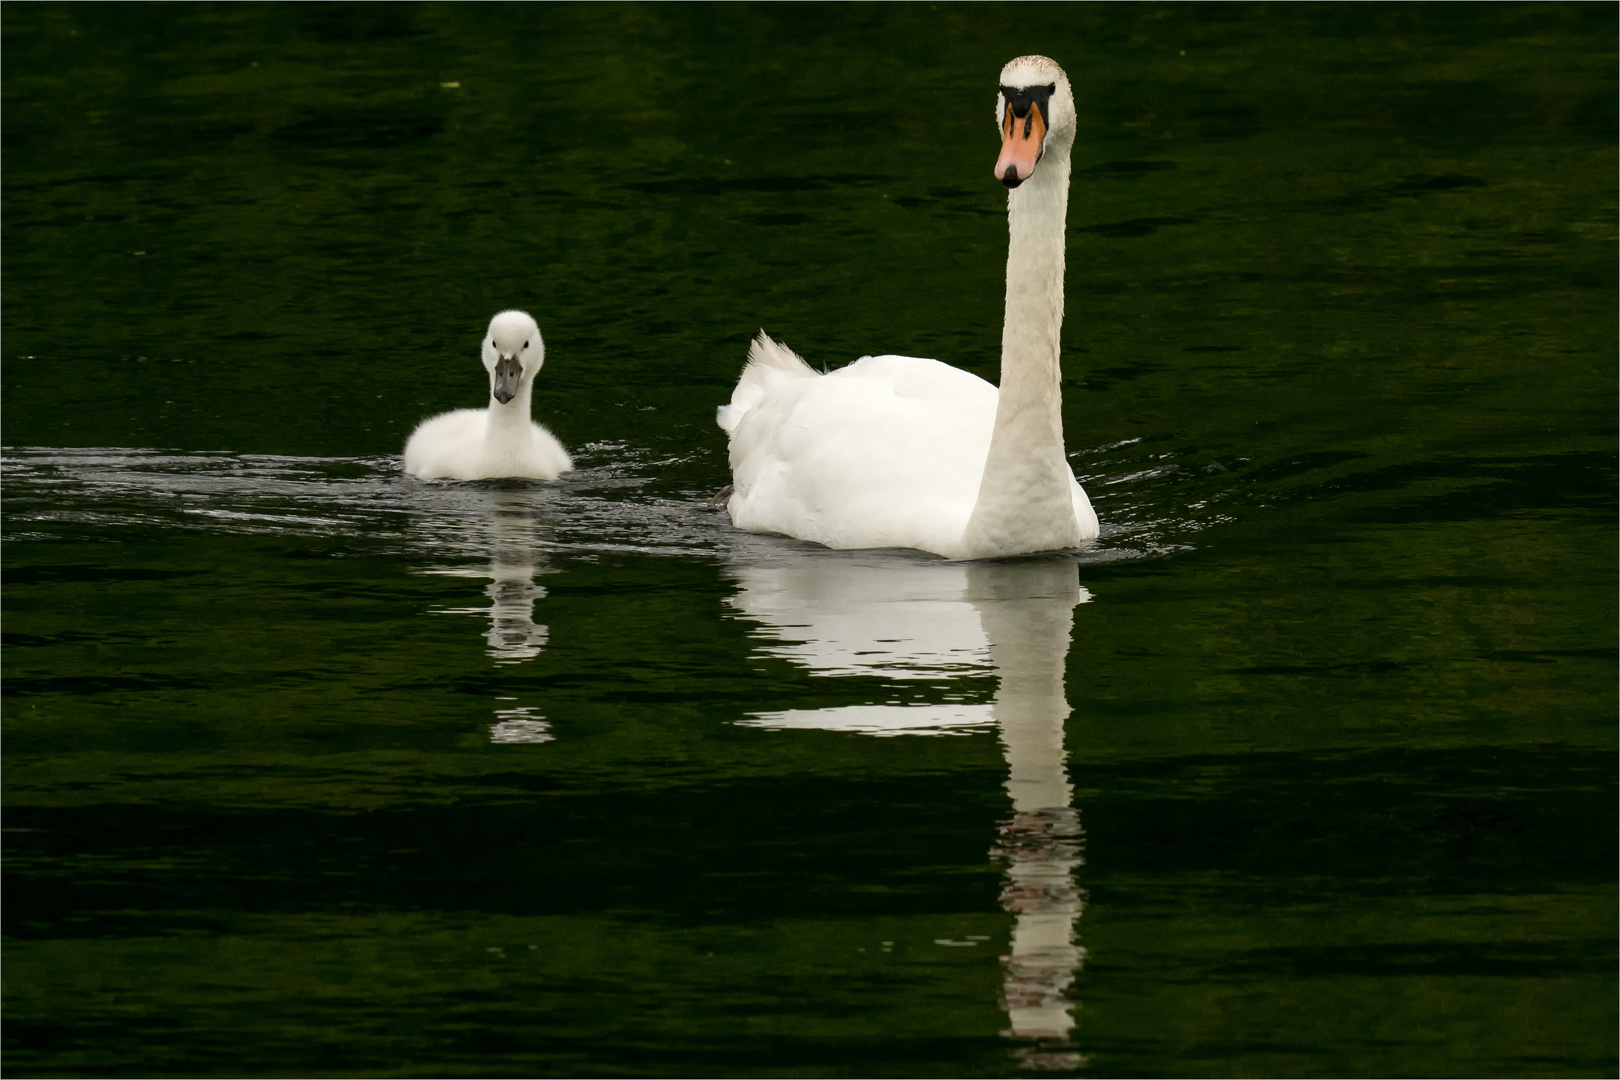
left=993, top=55, right=1076, bottom=189
left=482, top=310, right=545, bottom=405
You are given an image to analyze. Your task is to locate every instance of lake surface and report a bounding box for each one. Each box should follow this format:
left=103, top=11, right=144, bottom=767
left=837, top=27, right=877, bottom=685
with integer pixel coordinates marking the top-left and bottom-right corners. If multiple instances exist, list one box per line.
left=3, top=4, right=1615, bottom=1077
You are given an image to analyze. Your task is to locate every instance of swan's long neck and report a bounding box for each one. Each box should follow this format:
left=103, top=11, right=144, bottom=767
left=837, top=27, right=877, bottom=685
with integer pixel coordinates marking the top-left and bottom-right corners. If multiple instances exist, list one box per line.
left=960, top=139, right=1080, bottom=559
left=486, top=379, right=534, bottom=445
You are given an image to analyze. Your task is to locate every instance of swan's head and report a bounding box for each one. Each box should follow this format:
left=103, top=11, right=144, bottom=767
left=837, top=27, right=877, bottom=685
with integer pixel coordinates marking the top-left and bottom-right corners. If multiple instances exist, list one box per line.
left=994, top=55, right=1075, bottom=189
left=482, top=309, right=545, bottom=405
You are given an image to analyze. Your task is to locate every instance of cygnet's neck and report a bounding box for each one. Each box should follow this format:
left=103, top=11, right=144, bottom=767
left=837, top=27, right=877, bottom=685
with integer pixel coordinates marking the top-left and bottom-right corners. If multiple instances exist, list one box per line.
left=486, top=379, right=534, bottom=441
left=959, top=138, right=1079, bottom=559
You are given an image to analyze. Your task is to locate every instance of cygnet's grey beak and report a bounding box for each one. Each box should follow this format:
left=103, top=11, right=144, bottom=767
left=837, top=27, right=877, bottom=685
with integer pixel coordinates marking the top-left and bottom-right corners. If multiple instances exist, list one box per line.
left=492, top=355, right=522, bottom=404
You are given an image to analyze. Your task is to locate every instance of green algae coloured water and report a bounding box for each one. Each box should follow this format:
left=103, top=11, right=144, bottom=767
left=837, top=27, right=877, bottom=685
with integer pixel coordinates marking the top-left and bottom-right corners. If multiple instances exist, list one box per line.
left=3, top=4, right=1615, bottom=1077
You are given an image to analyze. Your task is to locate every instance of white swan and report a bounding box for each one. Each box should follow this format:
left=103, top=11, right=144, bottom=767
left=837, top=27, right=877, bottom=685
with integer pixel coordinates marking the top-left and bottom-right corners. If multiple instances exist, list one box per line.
left=403, top=310, right=573, bottom=481
left=717, top=55, right=1097, bottom=560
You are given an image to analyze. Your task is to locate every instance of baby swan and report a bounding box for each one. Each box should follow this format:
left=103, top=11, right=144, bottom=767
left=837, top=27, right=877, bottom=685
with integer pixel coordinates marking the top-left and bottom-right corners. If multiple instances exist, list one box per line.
left=403, top=310, right=573, bottom=481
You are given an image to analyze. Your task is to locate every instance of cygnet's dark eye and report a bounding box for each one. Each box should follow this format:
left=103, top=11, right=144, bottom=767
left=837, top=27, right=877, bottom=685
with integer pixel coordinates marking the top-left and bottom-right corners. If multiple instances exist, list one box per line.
left=521, top=341, right=528, bottom=351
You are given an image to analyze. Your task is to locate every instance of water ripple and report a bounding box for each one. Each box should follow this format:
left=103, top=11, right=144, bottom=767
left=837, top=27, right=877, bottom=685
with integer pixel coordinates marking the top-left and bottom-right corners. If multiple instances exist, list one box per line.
left=4, top=443, right=1199, bottom=566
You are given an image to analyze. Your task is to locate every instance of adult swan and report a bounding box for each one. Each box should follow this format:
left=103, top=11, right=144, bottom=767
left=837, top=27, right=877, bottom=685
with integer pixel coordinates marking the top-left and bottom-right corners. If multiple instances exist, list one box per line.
left=716, top=55, right=1098, bottom=560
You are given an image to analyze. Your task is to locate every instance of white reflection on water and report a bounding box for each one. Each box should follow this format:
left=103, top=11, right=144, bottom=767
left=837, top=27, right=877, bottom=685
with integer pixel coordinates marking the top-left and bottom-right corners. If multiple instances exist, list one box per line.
left=420, top=487, right=553, bottom=664
left=974, top=561, right=1088, bottom=1069
left=725, top=552, right=1090, bottom=1062
left=489, top=705, right=554, bottom=745
left=415, top=487, right=560, bottom=743
left=729, top=560, right=997, bottom=680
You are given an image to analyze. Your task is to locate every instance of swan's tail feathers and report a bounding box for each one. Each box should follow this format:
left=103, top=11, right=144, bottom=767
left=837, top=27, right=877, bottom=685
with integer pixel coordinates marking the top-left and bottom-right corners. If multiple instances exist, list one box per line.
left=746, top=330, right=816, bottom=378
left=716, top=331, right=818, bottom=433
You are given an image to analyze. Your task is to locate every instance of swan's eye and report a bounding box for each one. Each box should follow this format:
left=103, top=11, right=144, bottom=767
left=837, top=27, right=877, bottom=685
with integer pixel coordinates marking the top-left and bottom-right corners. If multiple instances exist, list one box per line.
left=521, top=342, right=527, bottom=351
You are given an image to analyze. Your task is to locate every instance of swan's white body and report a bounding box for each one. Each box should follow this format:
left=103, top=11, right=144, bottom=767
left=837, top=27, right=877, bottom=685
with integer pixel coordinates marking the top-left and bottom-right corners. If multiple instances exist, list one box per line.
left=404, top=310, right=573, bottom=481
left=718, top=56, right=1098, bottom=561
left=719, top=342, right=1094, bottom=557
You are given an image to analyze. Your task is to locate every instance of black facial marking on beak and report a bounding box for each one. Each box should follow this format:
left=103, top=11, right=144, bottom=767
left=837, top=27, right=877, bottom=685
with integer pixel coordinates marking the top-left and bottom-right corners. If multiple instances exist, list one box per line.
left=1001, top=82, right=1057, bottom=133
left=1002, top=164, right=1023, bottom=189
left=492, top=355, right=522, bottom=404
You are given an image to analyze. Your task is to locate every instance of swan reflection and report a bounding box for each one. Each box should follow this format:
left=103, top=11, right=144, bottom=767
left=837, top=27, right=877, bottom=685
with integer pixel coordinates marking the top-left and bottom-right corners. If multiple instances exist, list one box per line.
left=726, top=553, right=1089, bottom=1062
left=418, top=486, right=554, bottom=744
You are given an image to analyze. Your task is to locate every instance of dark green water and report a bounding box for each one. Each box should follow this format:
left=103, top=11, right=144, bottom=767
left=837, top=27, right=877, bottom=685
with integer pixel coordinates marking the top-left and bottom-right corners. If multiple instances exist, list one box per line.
left=4, top=4, right=1615, bottom=1077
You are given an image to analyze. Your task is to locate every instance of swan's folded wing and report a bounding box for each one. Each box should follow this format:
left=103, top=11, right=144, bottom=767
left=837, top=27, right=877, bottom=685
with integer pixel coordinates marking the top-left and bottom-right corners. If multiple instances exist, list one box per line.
left=726, top=355, right=999, bottom=554
left=833, top=354, right=996, bottom=403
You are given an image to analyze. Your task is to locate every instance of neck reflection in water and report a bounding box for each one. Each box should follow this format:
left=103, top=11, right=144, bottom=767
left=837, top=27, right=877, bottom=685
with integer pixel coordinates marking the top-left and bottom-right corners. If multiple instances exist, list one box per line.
left=726, top=552, right=1089, bottom=1065
left=419, top=486, right=554, bottom=744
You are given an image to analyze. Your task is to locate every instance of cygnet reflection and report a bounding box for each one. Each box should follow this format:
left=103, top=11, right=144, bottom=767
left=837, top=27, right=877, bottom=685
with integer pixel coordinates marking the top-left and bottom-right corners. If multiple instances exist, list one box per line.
left=725, top=553, right=1089, bottom=1059
left=419, top=486, right=554, bottom=744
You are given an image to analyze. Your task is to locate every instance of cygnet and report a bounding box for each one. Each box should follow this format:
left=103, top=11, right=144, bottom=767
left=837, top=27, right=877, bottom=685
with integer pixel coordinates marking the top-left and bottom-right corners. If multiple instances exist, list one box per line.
left=403, top=310, right=573, bottom=481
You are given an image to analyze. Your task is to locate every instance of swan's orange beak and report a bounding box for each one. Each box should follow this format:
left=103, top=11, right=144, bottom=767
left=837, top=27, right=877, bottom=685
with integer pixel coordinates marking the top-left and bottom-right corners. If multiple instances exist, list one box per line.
left=995, top=100, right=1047, bottom=188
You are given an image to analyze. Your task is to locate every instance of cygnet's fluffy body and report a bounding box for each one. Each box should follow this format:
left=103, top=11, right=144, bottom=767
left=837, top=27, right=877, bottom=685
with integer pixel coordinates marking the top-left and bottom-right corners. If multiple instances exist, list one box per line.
left=404, top=310, right=573, bottom=481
